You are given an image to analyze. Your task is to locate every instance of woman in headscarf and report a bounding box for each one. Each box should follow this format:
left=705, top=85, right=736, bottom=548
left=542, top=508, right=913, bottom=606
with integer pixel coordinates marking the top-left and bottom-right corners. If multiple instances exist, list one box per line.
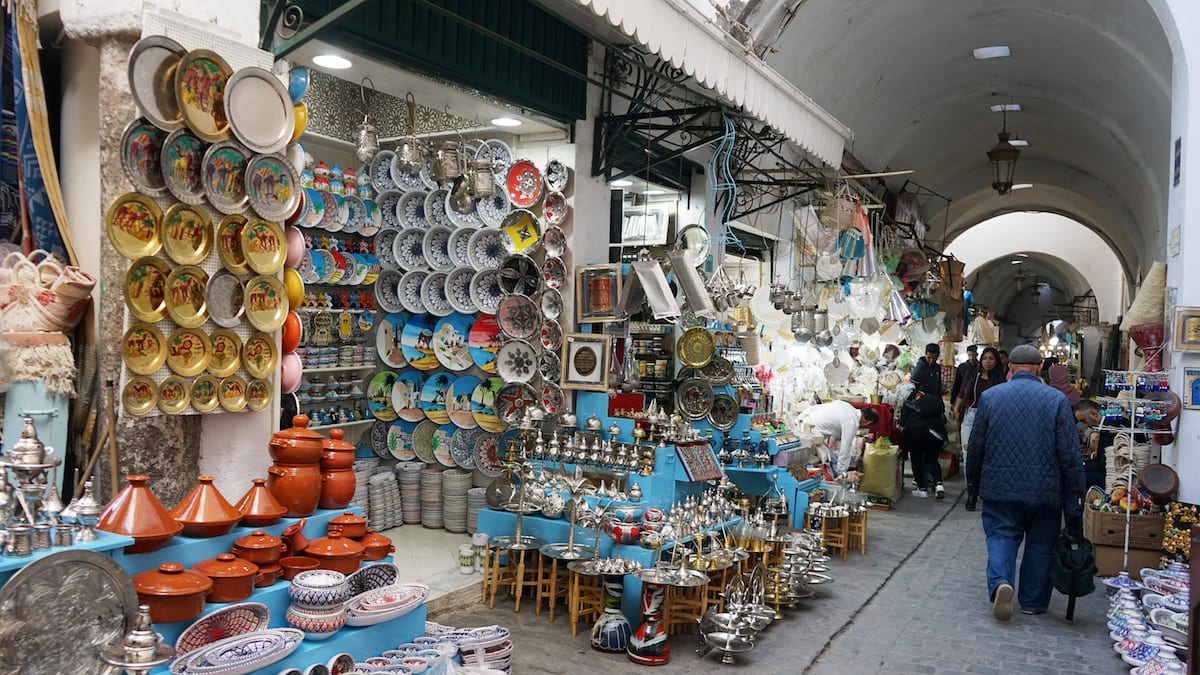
left=1048, top=363, right=1081, bottom=407
left=956, top=346, right=1005, bottom=511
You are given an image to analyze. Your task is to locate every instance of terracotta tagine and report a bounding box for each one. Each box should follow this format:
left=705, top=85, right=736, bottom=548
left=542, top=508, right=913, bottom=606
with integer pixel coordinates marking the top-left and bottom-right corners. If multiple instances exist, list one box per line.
left=318, top=429, right=357, bottom=510
left=359, top=528, right=395, bottom=561
left=269, top=414, right=324, bottom=464
left=191, top=553, right=259, bottom=603
left=267, top=463, right=322, bottom=518
left=327, top=511, right=368, bottom=539
left=231, top=529, right=287, bottom=565
left=233, top=478, right=288, bottom=526
left=303, top=531, right=365, bottom=575
left=170, top=476, right=242, bottom=537
left=97, top=474, right=184, bottom=553
left=132, top=562, right=213, bottom=623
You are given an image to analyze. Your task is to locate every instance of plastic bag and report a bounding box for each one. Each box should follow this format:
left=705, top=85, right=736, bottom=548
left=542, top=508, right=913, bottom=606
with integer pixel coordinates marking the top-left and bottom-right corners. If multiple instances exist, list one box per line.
left=425, top=642, right=461, bottom=675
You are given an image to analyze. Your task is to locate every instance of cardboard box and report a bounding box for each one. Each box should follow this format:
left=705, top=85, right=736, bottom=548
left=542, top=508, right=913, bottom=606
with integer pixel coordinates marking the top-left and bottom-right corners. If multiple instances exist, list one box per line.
left=1094, top=544, right=1164, bottom=579
left=1084, top=508, right=1164, bottom=549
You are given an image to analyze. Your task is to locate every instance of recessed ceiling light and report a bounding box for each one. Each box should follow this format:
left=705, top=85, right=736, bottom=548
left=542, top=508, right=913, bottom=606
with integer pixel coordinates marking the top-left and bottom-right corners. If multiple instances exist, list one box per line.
left=490, top=117, right=522, bottom=127
left=973, top=45, right=1011, bottom=60
left=1017, top=252, right=1030, bottom=257
left=611, top=180, right=633, bottom=188
left=990, top=103, right=1022, bottom=112
left=643, top=189, right=665, bottom=195
left=1011, top=259, right=1024, bottom=265
left=1012, top=183, right=1034, bottom=190
left=312, top=53, right=352, bottom=70
left=1009, top=139, right=1029, bottom=147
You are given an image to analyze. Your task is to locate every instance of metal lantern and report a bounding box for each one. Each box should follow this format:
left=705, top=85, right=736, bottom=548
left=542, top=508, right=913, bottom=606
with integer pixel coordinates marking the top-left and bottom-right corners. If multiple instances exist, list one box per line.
left=431, top=140, right=462, bottom=185
left=987, top=110, right=1020, bottom=195
left=354, top=78, right=380, bottom=165
left=395, top=93, right=425, bottom=174
left=469, top=155, right=495, bottom=198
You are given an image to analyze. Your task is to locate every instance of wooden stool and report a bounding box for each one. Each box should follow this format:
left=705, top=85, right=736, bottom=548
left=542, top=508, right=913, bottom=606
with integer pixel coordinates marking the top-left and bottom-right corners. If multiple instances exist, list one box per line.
left=663, top=584, right=706, bottom=636
left=704, top=567, right=733, bottom=613
left=847, top=510, right=868, bottom=555
left=509, top=548, right=541, bottom=613
left=536, top=556, right=570, bottom=620
left=820, top=515, right=850, bottom=561
left=568, top=571, right=603, bottom=636
left=481, top=545, right=517, bottom=609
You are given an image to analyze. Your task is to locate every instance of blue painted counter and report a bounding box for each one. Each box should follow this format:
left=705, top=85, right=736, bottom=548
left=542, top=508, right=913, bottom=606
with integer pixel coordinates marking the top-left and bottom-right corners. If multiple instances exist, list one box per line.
left=0, top=529, right=134, bottom=585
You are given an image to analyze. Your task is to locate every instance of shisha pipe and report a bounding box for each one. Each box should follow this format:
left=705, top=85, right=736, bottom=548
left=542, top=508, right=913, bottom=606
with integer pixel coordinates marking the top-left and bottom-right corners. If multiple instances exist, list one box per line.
left=512, top=463, right=534, bottom=544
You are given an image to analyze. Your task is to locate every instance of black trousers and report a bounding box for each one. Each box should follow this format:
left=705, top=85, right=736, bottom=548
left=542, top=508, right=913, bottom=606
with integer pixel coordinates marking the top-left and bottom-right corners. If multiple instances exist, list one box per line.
left=905, top=427, right=943, bottom=490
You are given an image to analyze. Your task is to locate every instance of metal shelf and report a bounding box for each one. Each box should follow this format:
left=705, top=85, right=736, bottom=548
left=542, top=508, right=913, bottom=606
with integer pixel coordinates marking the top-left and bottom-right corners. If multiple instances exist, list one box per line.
left=302, top=364, right=377, bottom=374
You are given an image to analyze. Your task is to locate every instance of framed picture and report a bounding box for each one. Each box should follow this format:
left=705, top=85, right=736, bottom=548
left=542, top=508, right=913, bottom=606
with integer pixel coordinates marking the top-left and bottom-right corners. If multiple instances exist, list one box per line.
left=621, top=203, right=671, bottom=246
left=561, top=332, right=610, bottom=391
left=576, top=263, right=623, bottom=323
left=1184, top=368, right=1200, bottom=410
left=1172, top=307, right=1200, bottom=352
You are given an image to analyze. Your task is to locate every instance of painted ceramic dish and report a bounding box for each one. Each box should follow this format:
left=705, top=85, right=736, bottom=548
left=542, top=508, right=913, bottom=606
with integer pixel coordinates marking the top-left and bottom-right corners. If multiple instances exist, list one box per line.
left=120, top=118, right=169, bottom=196
left=468, top=314, right=505, bottom=373
left=376, top=190, right=403, bottom=230
left=392, top=370, right=425, bottom=422
left=495, top=339, right=538, bottom=384
left=106, top=192, right=163, bottom=259
left=164, top=264, right=209, bottom=328
left=447, top=227, right=475, bottom=268
left=432, top=313, right=474, bottom=371
left=448, top=374, right=481, bottom=429
left=225, top=66, right=295, bottom=155
left=162, top=202, right=213, bottom=265
left=205, top=270, right=245, bottom=328
left=469, top=269, right=504, bottom=315
left=450, top=427, right=480, bottom=468
left=497, top=254, right=541, bottom=296
left=367, top=370, right=400, bottom=421
left=475, top=432, right=503, bottom=476
left=375, top=229, right=401, bottom=271
left=433, top=425, right=457, bottom=467
left=191, top=374, right=221, bottom=413
left=411, top=420, right=438, bottom=464
left=542, top=225, right=567, bottom=257
left=400, top=313, right=439, bottom=371
left=420, top=372, right=455, bottom=425
left=367, top=420, right=390, bottom=458
left=467, top=227, right=506, bottom=271
left=123, top=322, right=167, bottom=375
left=246, top=379, right=272, bottom=412
left=498, top=209, right=540, bottom=255
left=370, top=151, right=398, bottom=192
left=387, top=420, right=418, bottom=461
left=202, top=140, right=249, bottom=214
left=544, top=158, right=569, bottom=192
left=423, top=226, right=454, bottom=271
left=376, top=312, right=410, bottom=369
left=505, top=159, right=544, bottom=208
left=707, top=392, right=739, bottom=431
left=397, top=270, right=428, bottom=314
left=219, top=375, right=248, bottom=412
left=540, top=319, right=563, bottom=352
left=207, top=329, right=242, bottom=378
left=161, top=128, right=206, bottom=204
left=243, top=332, right=278, bottom=380
left=341, top=193, right=368, bottom=234
left=374, top=269, right=405, bottom=314
left=127, top=35, right=185, bottom=131
left=542, top=191, right=568, bottom=225
left=496, top=293, right=539, bottom=341
left=243, top=275, right=288, bottom=332
left=394, top=227, right=429, bottom=272
left=216, top=214, right=251, bottom=274
left=541, top=382, right=564, bottom=414
left=494, top=383, right=539, bottom=428
left=124, top=256, right=170, bottom=322
left=470, top=377, right=506, bottom=433
left=424, top=189, right=452, bottom=229
left=443, top=266, right=477, bottom=315
left=245, top=153, right=301, bottom=221
left=158, top=375, right=191, bottom=414
left=122, top=376, right=158, bottom=416
left=175, top=602, right=270, bottom=656
left=166, top=326, right=211, bottom=376
left=420, top=271, right=453, bottom=317
left=539, top=351, right=560, bottom=383
left=174, top=49, right=232, bottom=142
left=675, top=378, right=715, bottom=420
left=541, top=257, right=567, bottom=290
left=398, top=190, right=430, bottom=229
left=358, top=197, right=381, bottom=236
left=475, top=189, right=510, bottom=228
left=241, top=218, right=287, bottom=275
left=480, top=139, right=513, bottom=185
left=540, top=287, right=563, bottom=321
left=678, top=326, right=716, bottom=368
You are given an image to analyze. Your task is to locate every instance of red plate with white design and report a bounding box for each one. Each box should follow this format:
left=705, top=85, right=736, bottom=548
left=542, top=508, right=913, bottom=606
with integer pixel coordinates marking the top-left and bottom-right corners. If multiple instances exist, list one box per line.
left=175, top=602, right=269, bottom=656
left=505, top=159, right=544, bottom=209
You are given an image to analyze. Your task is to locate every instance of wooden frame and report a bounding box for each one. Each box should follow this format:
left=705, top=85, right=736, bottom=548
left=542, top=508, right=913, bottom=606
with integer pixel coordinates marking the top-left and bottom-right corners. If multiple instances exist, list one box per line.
left=560, top=332, right=610, bottom=391
left=575, top=263, right=623, bottom=324
left=1172, top=307, right=1200, bottom=352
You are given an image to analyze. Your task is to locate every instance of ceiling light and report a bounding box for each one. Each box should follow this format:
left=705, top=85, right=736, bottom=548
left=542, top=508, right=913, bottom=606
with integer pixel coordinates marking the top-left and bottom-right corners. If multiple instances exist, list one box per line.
left=312, top=53, right=352, bottom=70
left=1017, top=252, right=1029, bottom=257
left=973, top=45, right=1011, bottom=60
left=990, top=103, right=1022, bottom=112
left=1010, top=260, right=1024, bottom=265
left=987, top=109, right=1020, bottom=196
left=1012, top=183, right=1034, bottom=190
left=1009, top=139, right=1028, bottom=147
left=490, top=117, right=522, bottom=127
left=611, top=180, right=633, bottom=188
left=643, top=189, right=665, bottom=195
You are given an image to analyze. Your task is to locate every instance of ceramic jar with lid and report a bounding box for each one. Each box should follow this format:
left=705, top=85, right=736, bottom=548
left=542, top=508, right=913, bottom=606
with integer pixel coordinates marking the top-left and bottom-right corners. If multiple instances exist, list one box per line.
left=97, top=475, right=184, bottom=553
left=232, top=529, right=287, bottom=565
left=233, top=478, right=288, bottom=526
left=170, top=476, right=242, bottom=537
left=191, top=553, right=259, bottom=603
left=288, top=569, right=351, bottom=610
left=318, top=428, right=357, bottom=510
left=132, top=562, right=213, bottom=623
left=359, top=528, right=395, bottom=561
left=269, top=414, right=324, bottom=464
left=327, top=511, right=368, bottom=539
left=267, top=463, right=322, bottom=518
left=303, top=531, right=366, bottom=574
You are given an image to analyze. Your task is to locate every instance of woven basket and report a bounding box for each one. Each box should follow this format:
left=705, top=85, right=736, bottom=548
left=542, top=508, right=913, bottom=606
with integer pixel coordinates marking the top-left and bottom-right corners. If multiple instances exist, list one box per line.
left=1121, top=261, right=1166, bottom=330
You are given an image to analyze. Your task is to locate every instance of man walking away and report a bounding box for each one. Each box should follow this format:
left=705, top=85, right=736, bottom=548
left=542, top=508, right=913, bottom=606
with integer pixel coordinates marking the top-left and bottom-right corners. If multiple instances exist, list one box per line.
left=900, top=343, right=947, bottom=499
left=966, top=344, right=1085, bottom=620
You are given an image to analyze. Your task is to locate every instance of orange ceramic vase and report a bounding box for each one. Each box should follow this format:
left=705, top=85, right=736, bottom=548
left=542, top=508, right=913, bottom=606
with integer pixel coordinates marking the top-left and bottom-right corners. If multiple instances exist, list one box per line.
left=97, top=474, right=184, bottom=553
left=170, top=476, right=242, bottom=537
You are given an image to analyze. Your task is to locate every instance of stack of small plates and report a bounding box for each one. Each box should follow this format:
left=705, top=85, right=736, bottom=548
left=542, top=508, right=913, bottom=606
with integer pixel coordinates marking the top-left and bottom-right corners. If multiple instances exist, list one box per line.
left=472, top=469, right=491, bottom=489
left=420, top=467, right=444, bottom=529
left=441, top=469, right=472, bottom=533
left=466, top=487, right=488, bottom=534
left=351, top=457, right=380, bottom=522
left=395, top=462, right=424, bottom=524
left=445, top=625, right=514, bottom=673
left=368, top=470, right=401, bottom=530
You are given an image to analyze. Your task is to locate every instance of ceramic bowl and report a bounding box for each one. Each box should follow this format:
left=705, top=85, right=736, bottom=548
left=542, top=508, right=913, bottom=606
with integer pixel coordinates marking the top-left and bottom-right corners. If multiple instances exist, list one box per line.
left=285, top=603, right=346, bottom=641
left=288, top=569, right=350, bottom=610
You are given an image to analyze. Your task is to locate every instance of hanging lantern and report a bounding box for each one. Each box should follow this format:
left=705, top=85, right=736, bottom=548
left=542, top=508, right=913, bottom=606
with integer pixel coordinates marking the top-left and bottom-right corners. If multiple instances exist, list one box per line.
left=986, top=110, right=1020, bottom=195
left=469, top=156, right=495, bottom=198
left=354, top=78, right=380, bottom=165
left=395, top=93, right=426, bottom=175
left=430, top=140, right=462, bottom=185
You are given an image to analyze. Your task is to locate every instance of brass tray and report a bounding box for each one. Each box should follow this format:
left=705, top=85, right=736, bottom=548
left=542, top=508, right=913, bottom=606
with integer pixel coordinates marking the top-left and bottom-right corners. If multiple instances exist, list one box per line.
left=157, top=375, right=191, bottom=414
left=244, top=275, right=288, bottom=332
left=174, top=49, right=232, bottom=142
left=216, top=213, right=251, bottom=275
left=166, top=326, right=211, bottom=377
left=225, top=66, right=295, bottom=155
left=162, top=202, right=213, bottom=265
left=122, top=322, right=167, bottom=375
left=247, top=379, right=272, bottom=412
left=191, top=374, right=221, bottom=413
left=164, top=265, right=209, bottom=328
left=243, top=331, right=278, bottom=380
left=127, top=35, right=185, bottom=131
left=241, top=218, right=286, bottom=275
left=219, top=375, right=248, bottom=412
left=678, top=326, right=716, bottom=368
left=106, top=192, right=163, bottom=259
left=122, top=376, right=159, bottom=415
left=123, top=255, right=170, bottom=322
left=207, top=329, right=242, bottom=378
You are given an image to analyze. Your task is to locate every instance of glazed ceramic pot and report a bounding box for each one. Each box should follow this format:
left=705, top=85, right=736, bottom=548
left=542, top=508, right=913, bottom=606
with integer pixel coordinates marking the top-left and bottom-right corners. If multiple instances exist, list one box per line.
left=607, top=521, right=640, bottom=545
left=279, top=555, right=320, bottom=580
left=319, top=469, right=355, bottom=511
left=303, top=531, right=365, bottom=574
left=255, top=562, right=282, bottom=588
left=191, top=553, right=259, bottom=603
left=97, top=474, right=184, bottom=553
left=232, top=529, right=287, bottom=565
left=132, top=562, right=213, bottom=623
left=327, top=512, right=368, bottom=539
left=267, top=463, right=322, bottom=517
left=611, top=503, right=643, bottom=523
left=233, top=478, right=288, bottom=526
left=268, top=414, right=324, bottom=464
left=285, top=604, right=347, bottom=641
left=359, top=529, right=395, bottom=561
left=170, top=476, right=242, bottom=537
left=320, top=428, right=356, bottom=470
left=281, top=518, right=310, bottom=554
left=288, top=569, right=350, bottom=610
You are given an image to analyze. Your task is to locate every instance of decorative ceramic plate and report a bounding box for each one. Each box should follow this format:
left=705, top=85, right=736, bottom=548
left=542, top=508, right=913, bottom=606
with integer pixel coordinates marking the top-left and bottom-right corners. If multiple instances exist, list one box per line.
left=170, top=628, right=303, bottom=675
left=675, top=377, right=715, bottom=420
left=242, top=332, right=277, bottom=380
left=201, top=140, right=249, bottom=214
left=432, top=312, right=474, bottom=371
left=424, top=189, right=452, bottom=228
left=205, top=270, right=245, bottom=328
left=176, top=603, right=271, bottom=657
left=542, top=225, right=567, bottom=258
left=447, top=226, right=475, bottom=268
left=394, top=227, right=430, bottom=272
left=164, top=264, right=209, bottom=327
left=495, top=339, right=537, bottom=383
left=161, top=202, right=212, bottom=265
left=216, top=214, right=250, bottom=274
left=498, top=209, right=541, bottom=255
left=708, top=393, right=739, bottom=430
left=106, top=192, right=163, bottom=259
left=245, top=154, right=301, bottom=221
left=370, top=150, right=398, bottom=192
left=540, top=319, right=563, bottom=352
left=541, top=257, right=567, bottom=290
left=376, top=190, right=403, bottom=230
left=475, top=189, right=510, bottom=228
left=412, top=419, right=439, bottom=463
left=539, top=350, right=560, bottom=383
left=480, top=139, right=513, bottom=186
left=368, top=419, right=391, bottom=458
left=398, top=190, right=430, bottom=229
left=448, top=374, right=481, bottom=429
left=124, top=256, right=170, bottom=322
left=376, top=312, right=410, bottom=368
left=468, top=314, right=505, bottom=373
left=207, top=329, right=241, bottom=378
left=496, top=294, right=540, bottom=341
left=392, top=370, right=425, bottom=422
left=475, top=432, right=503, bottom=476
left=218, top=375, right=248, bottom=412
left=542, top=191, right=568, bottom=225
left=444, top=189, right=483, bottom=228
left=420, top=271, right=453, bottom=317
left=122, top=376, right=158, bottom=415
left=374, top=229, right=401, bottom=271
left=128, top=35, right=185, bottom=131
left=120, top=118, right=169, bottom=196
left=400, top=313, right=439, bottom=370
left=316, top=190, right=339, bottom=232
left=699, top=355, right=735, bottom=385
left=467, top=227, right=506, bottom=271
left=541, top=382, right=564, bottom=414
left=366, top=370, right=400, bottom=421
left=174, top=49, right=232, bottom=142
left=161, top=128, right=206, bottom=205
left=390, top=155, right=427, bottom=192
left=327, top=653, right=355, bottom=675
left=498, top=254, right=541, bottom=296
left=358, top=198, right=381, bottom=237
left=243, top=275, right=288, bottom=331
left=470, top=377, right=506, bottom=433
left=225, top=66, right=294, bottom=154
left=544, top=158, right=569, bottom=192
left=386, top=419, right=418, bottom=461
left=444, top=266, right=477, bottom=314
left=537, top=288, right=563, bottom=322
left=240, top=218, right=286, bottom=275
left=316, top=249, right=339, bottom=284
left=419, top=372, right=455, bottom=425
left=678, top=326, right=716, bottom=368
left=422, top=226, right=455, bottom=272
left=495, top=382, right=539, bottom=427
left=505, top=159, right=544, bottom=208
left=433, top=425, right=457, bottom=467
left=166, top=326, right=211, bottom=376
left=341, top=194, right=367, bottom=234
left=374, top=269, right=405, bottom=313
left=191, top=374, right=221, bottom=412
left=469, top=269, right=504, bottom=315
left=450, top=426, right=480, bottom=467
left=398, top=270, right=428, bottom=314
left=123, top=322, right=167, bottom=375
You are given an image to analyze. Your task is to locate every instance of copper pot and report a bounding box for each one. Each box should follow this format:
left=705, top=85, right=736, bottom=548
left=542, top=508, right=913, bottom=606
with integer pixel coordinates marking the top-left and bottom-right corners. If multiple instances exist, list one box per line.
left=132, top=562, right=212, bottom=623
left=268, top=463, right=322, bottom=518
left=359, top=528, right=395, bottom=561
left=97, top=475, right=183, bottom=553
left=328, top=512, right=368, bottom=539
left=231, top=529, right=287, bottom=565
left=234, top=478, right=288, bottom=526
left=303, top=531, right=365, bottom=575
left=279, top=555, right=320, bottom=580
left=191, top=553, right=258, bottom=603
left=281, top=518, right=310, bottom=554
left=170, top=476, right=242, bottom=537
left=255, top=562, right=282, bottom=588
left=269, top=414, right=324, bottom=464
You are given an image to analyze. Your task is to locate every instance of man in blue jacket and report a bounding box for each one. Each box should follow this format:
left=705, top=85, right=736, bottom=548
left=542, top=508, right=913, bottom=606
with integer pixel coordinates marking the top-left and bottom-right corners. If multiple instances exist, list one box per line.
left=965, top=344, right=1085, bottom=620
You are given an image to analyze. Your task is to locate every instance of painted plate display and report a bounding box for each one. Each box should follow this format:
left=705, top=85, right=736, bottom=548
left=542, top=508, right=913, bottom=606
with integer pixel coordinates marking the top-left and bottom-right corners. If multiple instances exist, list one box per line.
left=540, top=319, right=563, bottom=352
left=444, top=266, right=477, bottom=314
left=166, top=326, right=211, bottom=377
left=678, top=326, right=716, bottom=368
left=245, top=153, right=301, bottom=221
left=470, top=377, right=506, bottom=433
left=496, top=339, right=537, bottom=384
left=542, top=191, right=568, bottom=225
left=544, top=158, right=569, bottom=192
left=398, top=270, right=428, bottom=314
left=424, top=189, right=452, bottom=228
left=420, top=372, right=455, bottom=425
left=120, top=118, right=169, bottom=196
left=675, top=377, right=715, bottom=420
left=216, top=214, right=250, bottom=274
left=475, top=432, right=503, bottom=476
left=218, top=375, right=248, bottom=412
left=541, top=382, right=564, bottom=414
left=164, top=264, right=209, bottom=328
left=499, top=209, right=540, bottom=255
left=122, top=376, right=158, bottom=415
left=205, top=270, right=245, bottom=328
left=376, top=312, right=410, bottom=369
left=400, top=313, right=439, bottom=370
left=342, top=194, right=368, bottom=234
left=106, top=192, right=162, bottom=259
left=387, top=420, right=418, bottom=461
left=162, top=202, right=212, bottom=265
left=423, top=226, right=454, bottom=271
left=367, top=370, right=400, bottom=421
left=420, top=271, right=453, bottom=318
left=244, top=275, right=288, bottom=331
left=543, top=225, right=567, bottom=258
left=467, top=227, right=506, bottom=270
left=202, top=140, right=249, bottom=214
left=433, top=424, right=457, bottom=467
left=124, top=255, right=170, bottom=322
left=191, top=374, right=221, bottom=412
left=394, top=227, right=429, bottom=272
left=392, top=370, right=425, bottom=422
left=370, top=150, right=398, bottom=192
left=505, top=159, right=544, bottom=208
left=469, top=269, right=504, bottom=315
left=398, top=190, right=430, bottom=229
left=541, top=257, right=567, bottom=290
left=450, top=427, right=480, bottom=468
left=174, top=49, right=232, bottom=142
left=539, top=350, right=561, bottom=383
left=540, top=287, right=563, bottom=321
left=161, top=128, right=206, bottom=205
left=497, top=254, right=541, bottom=296
left=475, top=189, right=510, bottom=228
left=158, top=375, right=190, bottom=414
left=225, top=66, right=295, bottom=154
left=127, top=35, right=185, bottom=131
left=412, top=419, right=439, bottom=464
left=707, top=392, right=739, bottom=431
left=175, top=602, right=270, bottom=656
left=432, top=313, right=474, bottom=371
left=243, top=332, right=277, bottom=380
left=447, top=227, right=475, bottom=267
left=468, top=314, right=505, bottom=373
left=448, top=374, right=481, bottom=429
left=494, top=382, right=539, bottom=428
left=122, top=322, right=167, bottom=375
left=207, top=329, right=242, bottom=378
left=497, top=294, right=540, bottom=341
left=241, top=218, right=287, bottom=275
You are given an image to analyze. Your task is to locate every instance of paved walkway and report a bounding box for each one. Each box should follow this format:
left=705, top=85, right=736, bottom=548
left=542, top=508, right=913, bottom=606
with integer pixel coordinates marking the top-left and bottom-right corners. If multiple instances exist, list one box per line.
left=435, top=476, right=1127, bottom=674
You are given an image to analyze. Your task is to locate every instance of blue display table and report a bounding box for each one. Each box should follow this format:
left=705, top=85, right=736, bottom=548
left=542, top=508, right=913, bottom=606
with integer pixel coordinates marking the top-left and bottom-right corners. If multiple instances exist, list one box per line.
left=0, top=529, right=134, bottom=585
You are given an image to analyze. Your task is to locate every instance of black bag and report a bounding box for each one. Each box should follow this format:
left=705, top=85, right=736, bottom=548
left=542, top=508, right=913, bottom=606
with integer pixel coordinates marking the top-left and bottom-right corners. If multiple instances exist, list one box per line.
left=1050, top=533, right=1097, bottom=620
left=903, top=391, right=944, bottom=420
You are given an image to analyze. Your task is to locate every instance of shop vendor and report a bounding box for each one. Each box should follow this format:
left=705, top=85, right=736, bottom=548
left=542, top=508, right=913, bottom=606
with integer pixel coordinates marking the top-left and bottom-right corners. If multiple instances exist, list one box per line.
left=799, top=400, right=879, bottom=474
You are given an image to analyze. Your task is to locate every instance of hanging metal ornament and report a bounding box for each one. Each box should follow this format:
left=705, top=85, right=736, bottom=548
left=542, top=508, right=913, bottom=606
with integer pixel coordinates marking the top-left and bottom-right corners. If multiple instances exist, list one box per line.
left=395, top=93, right=426, bottom=174
left=354, top=78, right=380, bottom=164
left=470, top=155, right=495, bottom=198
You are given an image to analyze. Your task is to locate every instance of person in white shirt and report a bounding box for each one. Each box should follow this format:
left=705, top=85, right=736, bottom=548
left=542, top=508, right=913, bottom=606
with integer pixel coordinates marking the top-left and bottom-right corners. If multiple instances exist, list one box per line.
left=798, top=400, right=879, bottom=473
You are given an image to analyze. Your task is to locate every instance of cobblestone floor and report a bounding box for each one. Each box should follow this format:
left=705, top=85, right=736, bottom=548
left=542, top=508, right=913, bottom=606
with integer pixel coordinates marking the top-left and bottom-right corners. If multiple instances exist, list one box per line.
left=437, top=476, right=1128, bottom=674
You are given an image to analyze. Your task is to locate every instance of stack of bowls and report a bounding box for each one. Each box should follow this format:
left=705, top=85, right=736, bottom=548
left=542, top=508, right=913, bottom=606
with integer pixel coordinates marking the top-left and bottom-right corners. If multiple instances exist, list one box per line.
left=368, top=469, right=401, bottom=529
left=442, top=469, right=472, bottom=533
left=420, top=467, right=444, bottom=529
left=285, top=569, right=350, bottom=641
left=396, top=462, right=424, bottom=524
left=351, top=455, right=379, bottom=522
left=466, top=487, right=488, bottom=534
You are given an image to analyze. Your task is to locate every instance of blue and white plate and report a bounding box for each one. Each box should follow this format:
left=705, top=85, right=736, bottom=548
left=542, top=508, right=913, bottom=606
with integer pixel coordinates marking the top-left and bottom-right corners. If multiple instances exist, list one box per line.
left=370, top=150, right=398, bottom=192
left=467, top=228, right=506, bottom=271
left=400, top=313, right=439, bottom=371
left=432, top=312, right=474, bottom=371
left=476, top=189, right=510, bottom=228
left=478, top=139, right=513, bottom=187
left=444, top=267, right=477, bottom=314
left=398, top=190, right=430, bottom=229
left=448, top=227, right=475, bottom=267
left=420, top=371, right=456, bottom=425
left=450, top=426, right=480, bottom=465
left=423, top=226, right=454, bottom=272
left=394, top=227, right=429, bottom=271
left=374, top=229, right=401, bottom=270
left=398, top=270, right=428, bottom=314
left=469, top=269, right=504, bottom=315
left=420, top=271, right=453, bottom=317
left=392, top=370, right=425, bottom=422
left=376, top=190, right=404, bottom=230
left=424, top=189, right=453, bottom=228
left=387, top=419, right=418, bottom=460
left=448, top=376, right=481, bottom=430
left=374, top=269, right=405, bottom=313
left=445, top=189, right=483, bottom=228
left=389, top=154, right=426, bottom=191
